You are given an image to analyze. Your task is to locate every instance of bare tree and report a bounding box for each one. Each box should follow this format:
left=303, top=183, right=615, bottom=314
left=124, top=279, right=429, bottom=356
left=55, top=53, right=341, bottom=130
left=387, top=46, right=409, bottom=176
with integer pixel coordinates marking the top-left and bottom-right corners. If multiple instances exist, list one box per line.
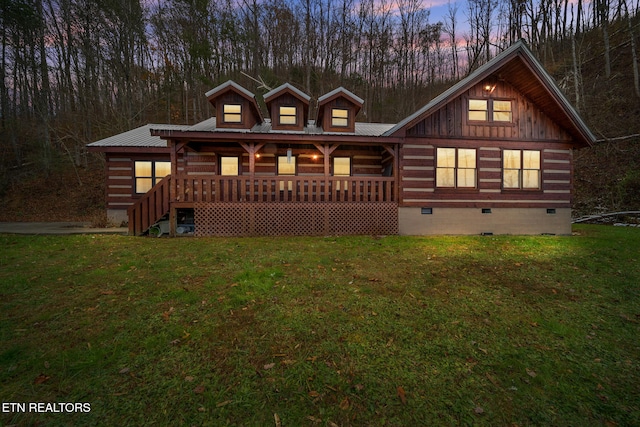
left=622, top=0, right=640, bottom=97
left=443, top=1, right=460, bottom=79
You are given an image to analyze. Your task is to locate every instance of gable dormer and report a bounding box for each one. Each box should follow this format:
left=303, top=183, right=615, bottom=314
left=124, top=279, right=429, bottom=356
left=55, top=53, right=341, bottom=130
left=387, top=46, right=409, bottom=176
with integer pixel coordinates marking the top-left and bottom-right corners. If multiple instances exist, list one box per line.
left=317, top=87, right=364, bottom=133
left=263, top=83, right=310, bottom=131
left=206, top=80, right=263, bottom=130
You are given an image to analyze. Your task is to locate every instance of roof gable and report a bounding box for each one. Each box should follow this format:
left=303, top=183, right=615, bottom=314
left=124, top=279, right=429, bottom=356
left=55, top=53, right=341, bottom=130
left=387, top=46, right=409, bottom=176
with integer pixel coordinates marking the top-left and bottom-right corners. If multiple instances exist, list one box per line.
left=263, top=83, right=311, bottom=104
left=263, top=83, right=311, bottom=131
left=206, top=80, right=264, bottom=127
left=384, top=40, right=595, bottom=147
left=317, top=86, right=364, bottom=109
left=316, top=87, right=364, bottom=133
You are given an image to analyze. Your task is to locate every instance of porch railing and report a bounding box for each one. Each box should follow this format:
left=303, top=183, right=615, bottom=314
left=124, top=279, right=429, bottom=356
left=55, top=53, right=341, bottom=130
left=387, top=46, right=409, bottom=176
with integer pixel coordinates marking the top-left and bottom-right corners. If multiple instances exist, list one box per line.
left=174, top=176, right=396, bottom=203
left=128, top=175, right=171, bottom=236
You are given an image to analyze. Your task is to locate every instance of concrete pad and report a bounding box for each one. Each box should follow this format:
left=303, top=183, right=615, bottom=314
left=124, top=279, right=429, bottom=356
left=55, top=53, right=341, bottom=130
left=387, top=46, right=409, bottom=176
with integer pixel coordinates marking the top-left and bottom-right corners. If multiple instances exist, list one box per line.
left=0, top=222, right=128, bottom=235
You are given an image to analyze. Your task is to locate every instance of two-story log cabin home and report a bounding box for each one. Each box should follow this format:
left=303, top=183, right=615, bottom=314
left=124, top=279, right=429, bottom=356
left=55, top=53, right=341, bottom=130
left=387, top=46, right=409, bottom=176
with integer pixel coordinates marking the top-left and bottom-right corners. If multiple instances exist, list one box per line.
left=88, top=41, right=595, bottom=237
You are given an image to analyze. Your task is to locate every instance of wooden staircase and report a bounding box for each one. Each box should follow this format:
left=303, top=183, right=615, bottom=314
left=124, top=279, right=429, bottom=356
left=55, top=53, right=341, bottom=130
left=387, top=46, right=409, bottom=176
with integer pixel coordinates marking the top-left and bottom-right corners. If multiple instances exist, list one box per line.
left=128, top=175, right=172, bottom=236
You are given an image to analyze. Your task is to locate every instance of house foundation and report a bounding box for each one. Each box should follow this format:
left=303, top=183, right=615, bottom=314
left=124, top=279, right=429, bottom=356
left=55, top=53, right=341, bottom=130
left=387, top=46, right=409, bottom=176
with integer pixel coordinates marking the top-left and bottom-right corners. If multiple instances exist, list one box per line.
left=398, top=207, right=572, bottom=235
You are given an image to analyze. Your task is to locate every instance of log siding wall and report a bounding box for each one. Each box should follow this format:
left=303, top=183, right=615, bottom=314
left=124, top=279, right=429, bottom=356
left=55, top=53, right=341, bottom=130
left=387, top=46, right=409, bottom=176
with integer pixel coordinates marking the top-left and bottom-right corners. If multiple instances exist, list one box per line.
left=105, top=153, right=172, bottom=211
left=399, top=79, right=576, bottom=210
left=106, top=143, right=388, bottom=213
left=180, top=145, right=385, bottom=177
left=399, top=139, right=573, bottom=208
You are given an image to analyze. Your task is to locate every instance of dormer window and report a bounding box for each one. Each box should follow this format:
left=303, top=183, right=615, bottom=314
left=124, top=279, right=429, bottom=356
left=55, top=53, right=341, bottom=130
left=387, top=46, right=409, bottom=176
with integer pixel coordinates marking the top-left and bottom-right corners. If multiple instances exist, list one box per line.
left=223, top=104, right=242, bottom=123
left=279, top=106, right=297, bottom=125
left=317, top=87, right=363, bottom=133
left=468, top=99, right=512, bottom=123
left=331, top=108, right=349, bottom=127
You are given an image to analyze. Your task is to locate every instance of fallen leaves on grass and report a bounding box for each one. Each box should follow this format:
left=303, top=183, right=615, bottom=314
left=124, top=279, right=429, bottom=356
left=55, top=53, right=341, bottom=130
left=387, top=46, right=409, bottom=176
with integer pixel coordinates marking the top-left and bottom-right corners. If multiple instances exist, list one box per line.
left=397, top=386, right=407, bottom=405
left=34, top=374, right=50, bottom=384
left=486, top=373, right=500, bottom=387
left=162, top=307, right=174, bottom=321
left=339, top=397, right=350, bottom=410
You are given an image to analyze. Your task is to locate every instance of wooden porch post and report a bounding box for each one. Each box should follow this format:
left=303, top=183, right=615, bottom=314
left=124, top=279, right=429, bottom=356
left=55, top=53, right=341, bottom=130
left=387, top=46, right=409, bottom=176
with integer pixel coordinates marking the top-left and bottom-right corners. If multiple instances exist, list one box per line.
left=169, top=139, right=178, bottom=237
left=382, top=144, right=399, bottom=203
left=239, top=142, right=265, bottom=202
left=314, top=143, right=339, bottom=202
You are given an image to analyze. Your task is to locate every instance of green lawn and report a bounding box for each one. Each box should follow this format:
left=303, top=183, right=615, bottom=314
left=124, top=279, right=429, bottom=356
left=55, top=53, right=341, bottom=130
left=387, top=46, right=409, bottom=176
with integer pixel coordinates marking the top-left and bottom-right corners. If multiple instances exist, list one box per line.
left=1, top=225, right=639, bottom=426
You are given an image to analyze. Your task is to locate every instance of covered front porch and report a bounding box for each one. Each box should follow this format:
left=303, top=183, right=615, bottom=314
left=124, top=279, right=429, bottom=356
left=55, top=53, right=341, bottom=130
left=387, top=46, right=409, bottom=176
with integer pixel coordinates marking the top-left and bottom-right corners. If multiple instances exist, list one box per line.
left=129, top=136, right=401, bottom=236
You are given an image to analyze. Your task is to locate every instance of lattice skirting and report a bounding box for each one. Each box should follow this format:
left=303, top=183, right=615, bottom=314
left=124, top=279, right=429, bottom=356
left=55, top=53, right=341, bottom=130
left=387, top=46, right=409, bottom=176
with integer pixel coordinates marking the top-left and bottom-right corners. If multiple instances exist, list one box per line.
left=194, top=203, right=398, bottom=237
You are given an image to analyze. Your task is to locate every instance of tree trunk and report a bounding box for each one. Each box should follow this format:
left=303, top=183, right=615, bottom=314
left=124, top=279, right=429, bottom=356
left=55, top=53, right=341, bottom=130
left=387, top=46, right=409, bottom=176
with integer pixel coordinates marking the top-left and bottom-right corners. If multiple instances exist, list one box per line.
left=623, top=0, right=640, bottom=97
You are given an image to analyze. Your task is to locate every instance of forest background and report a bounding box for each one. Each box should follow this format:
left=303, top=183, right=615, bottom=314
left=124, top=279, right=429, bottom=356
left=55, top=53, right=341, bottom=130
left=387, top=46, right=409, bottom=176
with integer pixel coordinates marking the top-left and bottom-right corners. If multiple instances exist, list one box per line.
left=0, top=0, right=639, bottom=223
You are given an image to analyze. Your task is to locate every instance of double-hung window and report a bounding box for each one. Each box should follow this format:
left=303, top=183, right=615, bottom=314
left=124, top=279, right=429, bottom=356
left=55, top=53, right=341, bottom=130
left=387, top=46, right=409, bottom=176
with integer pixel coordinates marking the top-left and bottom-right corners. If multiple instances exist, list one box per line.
left=493, top=100, right=512, bottom=122
left=134, top=161, right=171, bottom=194
left=223, top=104, right=242, bottom=123
left=468, top=100, right=488, bottom=121
left=279, top=106, right=297, bottom=125
left=331, top=108, right=349, bottom=127
left=503, top=149, right=540, bottom=189
left=436, top=148, right=477, bottom=188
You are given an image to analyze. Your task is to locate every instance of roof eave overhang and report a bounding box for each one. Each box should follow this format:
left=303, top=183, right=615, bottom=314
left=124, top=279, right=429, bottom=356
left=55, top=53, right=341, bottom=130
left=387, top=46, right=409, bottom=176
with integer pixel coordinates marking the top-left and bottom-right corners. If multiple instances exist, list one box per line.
left=86, top=145, right=170, bottom=153
left=150, top=129, right=403, bottom=145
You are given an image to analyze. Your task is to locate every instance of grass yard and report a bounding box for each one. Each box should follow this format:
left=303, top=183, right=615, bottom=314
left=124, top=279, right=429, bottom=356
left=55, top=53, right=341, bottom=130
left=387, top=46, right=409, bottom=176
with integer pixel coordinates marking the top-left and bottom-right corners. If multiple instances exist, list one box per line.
left=0, top=225, right=639, bottom=426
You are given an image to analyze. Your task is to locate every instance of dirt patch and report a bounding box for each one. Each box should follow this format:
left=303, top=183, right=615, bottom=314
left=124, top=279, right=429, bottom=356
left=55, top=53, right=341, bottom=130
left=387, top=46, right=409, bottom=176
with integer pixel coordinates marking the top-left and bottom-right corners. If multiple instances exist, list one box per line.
left=0, top=159, right=106, bottom=225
